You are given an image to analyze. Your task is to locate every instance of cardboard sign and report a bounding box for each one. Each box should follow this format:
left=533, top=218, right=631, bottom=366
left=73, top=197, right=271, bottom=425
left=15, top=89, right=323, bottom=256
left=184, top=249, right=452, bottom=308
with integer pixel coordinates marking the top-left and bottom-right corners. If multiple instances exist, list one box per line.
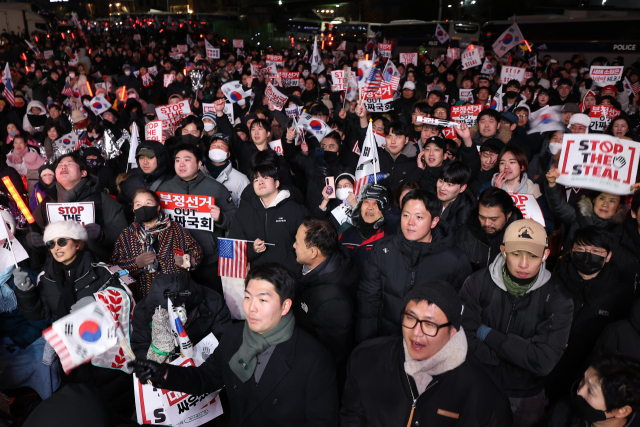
left=141, top=73, right=152, bottom=87
left=362, top=82, right=394, bottom=113
left=232, top=39, right=243, bottom=48
left=264, top=83, right=288, bottom=111
left=509, top=193, right=545, bottom=227
left=44, top=50, right=54, bottom=59
left=589, top=105, right=622, bottom=132
left=268, top=139, right=283, bottom=156
left=278, top=71, right=300, bottom=87
left=331, top=70, right=347, bottom=91
left=451, top=105, right=482, bottom=127
left=176, top=44, right=188, bottom=53
left=500, top=66, right=526, bottom=84
left=133, top=34, right=141, bottom=41
left=447, top=47, right=460, bottom=60
left=145, top=120, right=163, bottom=142
left=157, top=192, right=215, bottom=232
left=265, top=54, right=283, bottom=66
left=399, top=53, right=418, bottom=66
left=461, top=48, right=482, bottom=70
left=556, top=134, right=639, bottom=195
left=285, top=105, right=302, bottom=119
left=590, top=66, right=624, bottom=87
left=156, top=101, right=191, bottom=140
left=459, top=89, right=474, bottom=103
left=163, top=74, right=175, bottom=88
left=378, top=43, right=392, bottom=59
left=148, top=66, right=158, bottom=76
left=251, top=64, right=277, bottom=78
left=47, top=202, right=95, bottom=226
left=207, top=47, right=220, bottom=59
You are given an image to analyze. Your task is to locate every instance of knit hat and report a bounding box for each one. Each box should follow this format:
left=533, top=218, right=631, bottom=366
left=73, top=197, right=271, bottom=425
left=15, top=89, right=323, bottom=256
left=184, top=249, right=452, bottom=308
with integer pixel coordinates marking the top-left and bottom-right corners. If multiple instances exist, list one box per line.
left=359, top=184, right=389, bottom=210
left=402, top=280, right=463, bottom=330
left=335, top=172, right=355, bottom=186
left=23, top=152, right=45, bottom=170
left=71, top=109, right=87, bottom=124
left=503, top=219, right=548, bottom=258
left=202, top=111, right=217, bottom=126
left=561, top=103, right=580, bottom=114
left=44, top=221, right=89, bottom=244
left=569, top=113, right=590, bottom=128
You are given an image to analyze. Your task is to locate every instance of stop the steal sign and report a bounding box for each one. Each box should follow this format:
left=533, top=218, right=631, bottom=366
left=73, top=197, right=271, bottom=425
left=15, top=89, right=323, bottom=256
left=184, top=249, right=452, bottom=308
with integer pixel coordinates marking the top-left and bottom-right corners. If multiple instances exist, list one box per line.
left=47, top=202, right=95, bottom=226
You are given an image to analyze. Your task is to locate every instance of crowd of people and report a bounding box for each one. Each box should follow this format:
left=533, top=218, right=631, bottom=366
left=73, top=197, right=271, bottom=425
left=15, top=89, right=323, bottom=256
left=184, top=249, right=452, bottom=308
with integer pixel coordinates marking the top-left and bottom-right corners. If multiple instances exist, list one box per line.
left=0, top=19, right=637, bottom=427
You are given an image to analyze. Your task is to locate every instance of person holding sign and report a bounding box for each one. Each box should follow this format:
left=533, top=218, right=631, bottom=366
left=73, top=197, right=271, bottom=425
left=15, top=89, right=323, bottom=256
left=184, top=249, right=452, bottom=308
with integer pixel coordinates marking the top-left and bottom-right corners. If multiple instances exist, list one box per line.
left=111, top=189, right=204, bottom=301
left=158, top=144, right=237, bottom=295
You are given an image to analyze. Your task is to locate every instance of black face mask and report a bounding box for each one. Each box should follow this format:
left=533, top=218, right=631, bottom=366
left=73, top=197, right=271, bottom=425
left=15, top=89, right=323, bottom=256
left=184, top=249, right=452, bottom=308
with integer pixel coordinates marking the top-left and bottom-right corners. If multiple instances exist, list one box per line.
left=85, top=158, right=102, bottom=172
left=571, top=381, right=611, bottom=423
left=571, top=251, right=606, bottom=275
left=182, top=134, right=200, bottom=145
left=134, top=206, right=158, bottom=223
left=324, top=150, right=339, bottom=163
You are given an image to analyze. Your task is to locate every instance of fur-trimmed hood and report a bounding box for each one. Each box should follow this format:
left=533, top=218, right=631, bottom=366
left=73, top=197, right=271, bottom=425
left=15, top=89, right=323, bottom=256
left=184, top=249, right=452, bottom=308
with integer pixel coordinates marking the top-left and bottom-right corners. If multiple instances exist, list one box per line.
left=577, top=195, right=628, bottom=226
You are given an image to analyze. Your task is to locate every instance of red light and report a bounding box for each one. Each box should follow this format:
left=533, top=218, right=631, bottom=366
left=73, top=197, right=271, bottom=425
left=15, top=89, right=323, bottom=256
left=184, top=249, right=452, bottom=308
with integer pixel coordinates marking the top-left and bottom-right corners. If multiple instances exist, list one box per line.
left=71, top=33, right=75, bottom=39
left=189, top=21, right=191, bottom=24
left=61, top=33, right=65, bottom=39
left=180, top=23, right=183, bottom=28
left=62, top=21, right=65, bottom=24
left=34, top=36, right=38, bottom=42
left=159, top=29, right=164, bottom=33
left=200, top=34, right=203, bottom=38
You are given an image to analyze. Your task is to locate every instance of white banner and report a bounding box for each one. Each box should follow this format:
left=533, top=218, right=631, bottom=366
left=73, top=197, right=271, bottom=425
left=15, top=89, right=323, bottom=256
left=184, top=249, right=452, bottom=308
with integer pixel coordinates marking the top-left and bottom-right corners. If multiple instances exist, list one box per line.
left=509, top=193, right=545, bottom=227
left=145, top=120, right=164, bottom=142
left=47, top=202, right=95, bottom=226
left=399, top=53, right=418, bottom=66
left=590, top=66, right=624, bottom=87
left=264, top=83, right=288, bottom=111
left=500, top=66, right=526, bottom=84
left=459, top=89, right=474, bottom=102
left=556, top=134, right=640, bottom=195
left=268, top=139, right=283, bottom=156
left=461, top=48, right=482, bottom=70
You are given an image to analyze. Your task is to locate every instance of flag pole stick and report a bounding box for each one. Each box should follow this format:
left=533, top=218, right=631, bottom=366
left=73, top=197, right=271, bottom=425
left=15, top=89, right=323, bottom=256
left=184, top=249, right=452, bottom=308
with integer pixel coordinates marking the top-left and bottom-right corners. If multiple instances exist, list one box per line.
left=6, top=237, right=18, bottom=269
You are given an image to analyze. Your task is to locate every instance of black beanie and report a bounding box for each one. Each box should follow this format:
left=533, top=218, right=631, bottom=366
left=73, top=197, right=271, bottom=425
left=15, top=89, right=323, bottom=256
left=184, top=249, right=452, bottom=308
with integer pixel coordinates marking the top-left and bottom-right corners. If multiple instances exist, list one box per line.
left=401, top=280, right=463, bottom=330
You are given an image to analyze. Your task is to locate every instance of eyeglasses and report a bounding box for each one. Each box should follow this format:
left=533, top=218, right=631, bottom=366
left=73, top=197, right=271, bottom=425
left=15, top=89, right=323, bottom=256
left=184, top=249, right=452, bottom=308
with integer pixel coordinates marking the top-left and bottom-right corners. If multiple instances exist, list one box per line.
left=573, top=247, right=607, bottom=256
left=516, top=114, right=529, bottom=118
left=401, top=312, right=451, bottom=337
left=45, top=238, right=69, bottom=250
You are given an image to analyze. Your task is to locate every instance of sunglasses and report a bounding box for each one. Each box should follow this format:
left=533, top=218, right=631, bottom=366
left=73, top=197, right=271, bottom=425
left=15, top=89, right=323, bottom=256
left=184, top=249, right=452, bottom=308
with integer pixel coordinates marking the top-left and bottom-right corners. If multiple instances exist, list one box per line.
left=45, top=238, right=69, bottom=250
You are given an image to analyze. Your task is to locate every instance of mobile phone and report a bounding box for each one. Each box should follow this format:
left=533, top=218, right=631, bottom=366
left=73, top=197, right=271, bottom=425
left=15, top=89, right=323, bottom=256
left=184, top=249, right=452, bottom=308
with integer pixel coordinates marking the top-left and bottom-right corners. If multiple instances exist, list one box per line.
left=173, top=249, right=184, bottom=257
left=314, top=147, right=325, bottom=167
left=325, top=176, right=336, bottom=198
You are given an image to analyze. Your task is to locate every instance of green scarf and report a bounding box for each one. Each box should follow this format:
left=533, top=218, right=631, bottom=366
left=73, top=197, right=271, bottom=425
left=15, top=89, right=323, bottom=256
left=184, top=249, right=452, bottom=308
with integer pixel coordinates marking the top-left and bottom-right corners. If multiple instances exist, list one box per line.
left=229, top=312, right=295, bottom=383
left=502, top=265, right=538, bottom=298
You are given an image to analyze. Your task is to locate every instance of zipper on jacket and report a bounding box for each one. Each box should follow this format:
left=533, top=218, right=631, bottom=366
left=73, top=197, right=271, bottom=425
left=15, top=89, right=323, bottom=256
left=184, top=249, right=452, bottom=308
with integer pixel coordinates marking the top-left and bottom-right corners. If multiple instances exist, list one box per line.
left=505, top=301, right=517, bottom=333
left=487, top=247, right=491, bottom=267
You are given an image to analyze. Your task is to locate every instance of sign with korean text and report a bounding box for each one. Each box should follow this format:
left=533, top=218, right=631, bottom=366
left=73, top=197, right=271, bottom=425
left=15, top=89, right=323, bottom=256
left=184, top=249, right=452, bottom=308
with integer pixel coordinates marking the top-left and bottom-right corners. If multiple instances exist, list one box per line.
left=264, top=83, right=288, bottom=111
left=362, top=82, right=394, bottom=113
left=557, top=134, right=639, bottom=195
left=399, top=53, right=418, bottom=67
left=378, top=43, right=392, bottom=59
left=508, top=193, right=545, bottom=226
left=278, top=71, right=300, bottom=87
left=207, top=47, right=220, bottom=59
left=589, top=105, right=621, bottom=132
left=458, top=89, right=474, bottom=103
left=148, top=66, right=158, bottom=76
left=44, top=50, right=54, bottom=59
left=268, top=139, right=283, bottom=156
left=500, top=66, right=525, bottom=84
left=451, top=105, right=482, bottom=127
left=163, top=74, right=175, bottom=88
left=590, top=66, right=624, bottom=87
left=232, top=39, right=244, bottom=48
left=265, top=54, right=284, bottom=66
left=47, top=202, right=95, bottom=226
left=142, top=73, right=152, bottom=87
left=157, top=192, right=215, bottom=232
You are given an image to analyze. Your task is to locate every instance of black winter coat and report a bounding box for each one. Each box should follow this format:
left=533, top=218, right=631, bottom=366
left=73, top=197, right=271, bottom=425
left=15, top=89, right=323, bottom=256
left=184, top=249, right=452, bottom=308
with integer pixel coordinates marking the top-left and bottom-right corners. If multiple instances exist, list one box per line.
left=593, top=298, right=640, bottom=358
left=611, top=214, right=640, bottom=301
left=162, top=323, right=339, bottom=427
left=356, top=227, right=472, bottom=342
left=131, top=273, right=232, bottom=360
left=439, top=189, right=476, bottom=235
left=455, top=205, right=523, bottom=272
left=341, top=336, right=513, bottom=427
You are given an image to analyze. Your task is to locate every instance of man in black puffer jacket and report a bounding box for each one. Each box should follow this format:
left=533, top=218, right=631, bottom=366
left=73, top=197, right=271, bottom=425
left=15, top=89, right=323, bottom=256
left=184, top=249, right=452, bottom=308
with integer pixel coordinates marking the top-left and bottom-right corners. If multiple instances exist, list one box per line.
left=356, top=189, right=472, bottom=343
left=130, top=273, right=232, bottom=361
left=611, top=192, right=640, bottom=303
left=455, top=187, right=523, bottom=271
left=594, top=299, right=640, bottom=358
left=434, top=161, right=476, bottom=235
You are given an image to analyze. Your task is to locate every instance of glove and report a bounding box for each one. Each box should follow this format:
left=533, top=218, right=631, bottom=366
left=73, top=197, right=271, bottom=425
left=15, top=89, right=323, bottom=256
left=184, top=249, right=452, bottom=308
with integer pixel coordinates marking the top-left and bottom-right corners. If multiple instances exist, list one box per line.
left=70, top=296, right=95, bottom=313
left=476, top=325, right=492, bottom=341
left=84, top=223, right=104, bottom=242
left=42, top=341, right=58, bottom=366
left=174, top=253, right=184, bottom=267
left=13, top=267, right=33, bottom=291
left=128, top=359, right=168, bottom=387
left=135, top=252, right=156, bottom=268
left=28, top=232, right=45, bottom=248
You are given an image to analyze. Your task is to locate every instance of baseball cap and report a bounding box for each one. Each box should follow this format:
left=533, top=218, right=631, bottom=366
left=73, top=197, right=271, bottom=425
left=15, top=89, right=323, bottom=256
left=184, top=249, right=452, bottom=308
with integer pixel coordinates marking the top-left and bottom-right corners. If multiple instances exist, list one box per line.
left=136, top=147, right=155, bottom=158
left=403, top=81, right=416, bottom=91
left=601, top=85, right=618, bottom=95
left=424, top=136, right=447, bottom=150
left=500, top=111, right=518, bottom=125
left=503, top=219, right=548, bottom=257
left=569, top=113, right=590, bottom=128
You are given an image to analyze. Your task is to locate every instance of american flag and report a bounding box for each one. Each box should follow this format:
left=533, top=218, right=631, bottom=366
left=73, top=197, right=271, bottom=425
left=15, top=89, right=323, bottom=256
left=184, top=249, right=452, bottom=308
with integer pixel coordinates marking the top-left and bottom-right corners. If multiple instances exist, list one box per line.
left=354, top=173, right=390, bottom=195
left=363, top=65, right=384, bottom=94
left=632, top=81, right=640, bottom=96
left=218, top=238, right=247, bottom=279
left=61, top=81, right=74, bottom=98
left=2, top=63, right=14, bottom=106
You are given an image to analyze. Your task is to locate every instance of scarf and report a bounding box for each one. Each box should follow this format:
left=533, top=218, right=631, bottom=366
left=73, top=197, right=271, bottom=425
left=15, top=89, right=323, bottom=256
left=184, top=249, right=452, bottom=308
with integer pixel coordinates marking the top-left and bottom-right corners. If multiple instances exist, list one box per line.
left=502, top=264, right=538, bottom=298
left=134, top=211, right=172, bottom=245
left=229, top=312, right=295, bottom=383
left=403, top=327, right=467, bottom=394
left=205, top=159, right=229, bottom=179
left=7, top=145, right=29, bottom=165
left=0, top=265, right=17, bottom=313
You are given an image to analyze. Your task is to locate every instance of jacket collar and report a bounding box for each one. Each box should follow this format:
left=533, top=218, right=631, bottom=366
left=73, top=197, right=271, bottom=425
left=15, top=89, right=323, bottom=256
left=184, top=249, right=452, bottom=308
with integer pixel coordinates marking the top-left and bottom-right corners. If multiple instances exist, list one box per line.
left=489, top=255, right=551, bottom=294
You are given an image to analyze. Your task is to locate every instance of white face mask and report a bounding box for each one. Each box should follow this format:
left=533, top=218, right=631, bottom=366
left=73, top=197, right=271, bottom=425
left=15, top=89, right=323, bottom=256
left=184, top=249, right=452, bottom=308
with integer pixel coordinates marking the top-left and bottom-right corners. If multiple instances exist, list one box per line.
left=571, top=73, right=578, bottom=78
left=209, top=148, right=228, bottom=163
left=549, top=142, right=562, bottom=155
left=83, top=100, right=91, bottom=107
left=318, top=77, right=326, bottom=84
left=302, top=71, right=310, bottom=77
left=203, top=122, right=215, bottom=132
left=124, top=70, right=131, bottom=76
left=336, top=187, right=353, bottom=200
left=552, top=84, right=558, bottom=90
left=68, top=72, right=75, bottom=78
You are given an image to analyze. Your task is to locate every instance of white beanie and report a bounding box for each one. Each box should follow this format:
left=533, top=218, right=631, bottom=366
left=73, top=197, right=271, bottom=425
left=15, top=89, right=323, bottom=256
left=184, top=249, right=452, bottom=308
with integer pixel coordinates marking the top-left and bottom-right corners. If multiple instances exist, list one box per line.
left=569, top=113, right=591, bottom=129
left=44, top=221, right=88, bottom=244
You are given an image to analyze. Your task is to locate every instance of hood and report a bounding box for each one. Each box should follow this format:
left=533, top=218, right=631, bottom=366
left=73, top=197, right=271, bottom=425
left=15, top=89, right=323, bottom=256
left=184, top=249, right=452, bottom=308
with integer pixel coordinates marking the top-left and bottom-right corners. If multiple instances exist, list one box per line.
left=577, top=196, right=628, bottom=226
left=258, top=189, right=290, bottom=209
left=145, top=273, right=202, bottom=316
left=402, top=141, right=417, bottom=158
left=491, top=172, right=535, bottom=194
left=488, top=254, right=552, bottom=294
left=136, top=139, right=168, bottom=183
left=26, top=100, right=47, bottom=116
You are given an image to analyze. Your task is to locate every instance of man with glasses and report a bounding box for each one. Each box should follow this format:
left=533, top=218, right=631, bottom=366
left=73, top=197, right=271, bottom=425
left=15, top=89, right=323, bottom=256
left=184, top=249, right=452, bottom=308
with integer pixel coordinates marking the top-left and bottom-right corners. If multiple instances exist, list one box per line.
left=546, top=226, right=625, bottom=402
left=342, top=280, right=512, bottom=426
left=459, top=219, right=573, bottom=427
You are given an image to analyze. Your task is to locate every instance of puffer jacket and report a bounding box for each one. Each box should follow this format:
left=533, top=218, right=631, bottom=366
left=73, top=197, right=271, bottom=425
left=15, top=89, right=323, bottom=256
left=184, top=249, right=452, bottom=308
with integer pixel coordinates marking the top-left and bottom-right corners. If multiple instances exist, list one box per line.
left=130, top=273, right=232, bottom=360
left=594, top=299, right=640, bottom=359
left=438, top=188, right=476, bottom=235
left=611, top=213, right=640, bottom=301
left=459, top=255, right=574, bottom=397
left=356, top=225, right=472, bottom=343
left=22, top=100, right=48, bottom=135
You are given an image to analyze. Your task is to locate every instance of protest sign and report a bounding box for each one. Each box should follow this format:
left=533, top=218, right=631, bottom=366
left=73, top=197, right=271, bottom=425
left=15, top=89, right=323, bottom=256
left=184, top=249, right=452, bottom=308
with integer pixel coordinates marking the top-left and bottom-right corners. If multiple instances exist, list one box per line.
left=589, top=105, right=621, bottom=132
left=399, top=53, right=418, bottom=66
left=278, top=71, right=300, bottom=87
left=417, top=116, right=462, bottom=129
left=442, top=127, right=458, bottom=139
left=362, top=82, right=394, bottom=113
left=451, top=104, right=482, bottom=127
left=145, top=120, right=163, bottom=142
left=148, top=66, right=158, bottom=76
left=500, top=66, right=526, bottom=84
left=265, top=54, right=284, bottom=66
left=509, top=193, right=545, bottom=226
left=142, top=73, right=152, bottom=87
left=285, top=105, right=302, bottom=119
left=133, top=34, right=141, bottom=41
left=203, top=102, right=234, bottom=125
left=207, top=47, right=220, bottom=59
left=590, top=66, right=624, bottom=86
left=156, top=101, right=191, bottom=140
left=331, top=70, right=347, bottom=91
left=251, top=64, right=277, bottom=78
left=46, top=202, right=95, bottom=226
left=461, top=48, right=482, bottom=70
left=331, top=202, right=353, bottom=226
left=268, top=139, right=284, bottom=156
left=378, top=43, right=392, bottom=58
left=232, top=39, right=243, bottom=48
left=163, top=74, right=175, bottom=87
left=447, top=47, right=460, bottom=62
left=466, top=44, right=484, bottom=58
left=157, top=192, right=215, bottom=231
left=44, top=50, right=54, bottom=59
left=556, top=134, right=639, bottom=195
left=458, top=89, right=474, bottom=103
left=264, top=83, right=288, bottom=111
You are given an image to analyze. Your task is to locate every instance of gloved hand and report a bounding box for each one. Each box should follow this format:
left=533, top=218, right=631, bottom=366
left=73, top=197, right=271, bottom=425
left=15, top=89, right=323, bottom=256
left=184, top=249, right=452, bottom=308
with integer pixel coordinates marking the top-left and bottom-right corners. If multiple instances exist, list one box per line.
left=476, top=325, right=492, bottom=341
left=84, top=223, right=104, bottom=242
left=135, top=252, right=156, bottom=268
left=13, top=267, right=33, bottom=291
left=128, top=359, right=168, bottom=387
left=174, top=253, right=184, bottom=267
left=70, top=296, right=95, bottom=313
left=28, top=232, right=45, bottom=248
